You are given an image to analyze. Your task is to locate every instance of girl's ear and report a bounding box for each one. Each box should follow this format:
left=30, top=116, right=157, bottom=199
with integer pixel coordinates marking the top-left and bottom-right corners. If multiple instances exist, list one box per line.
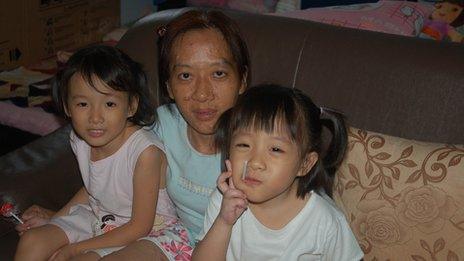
left=64, top=102, right=71, bottom=117
left=297, top=152, right=319, bottom=177
left=62, top=101, right=71, bottom=118
left=128, top=96, right=139, bottom=118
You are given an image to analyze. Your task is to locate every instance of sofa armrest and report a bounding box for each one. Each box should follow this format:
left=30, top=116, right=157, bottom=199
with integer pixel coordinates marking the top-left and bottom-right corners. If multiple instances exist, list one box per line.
left=0, top=125, right=82, bottom=236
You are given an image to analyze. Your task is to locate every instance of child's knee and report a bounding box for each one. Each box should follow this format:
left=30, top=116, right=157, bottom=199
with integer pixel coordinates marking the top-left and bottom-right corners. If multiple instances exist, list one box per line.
left=17, top=228, right=46, bottom=252
left=16, top=225, right=66, bottom=259
left=69, top=252, right=101, bottom=261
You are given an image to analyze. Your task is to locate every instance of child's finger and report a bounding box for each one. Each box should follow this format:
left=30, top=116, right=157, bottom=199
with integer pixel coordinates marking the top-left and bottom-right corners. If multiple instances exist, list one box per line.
left=224, top=188, right=247, bottom=200
left=225, top=159, right=232, bottom=172
left=229, top=199, right=248, bottom=216
left=21, top=208, right=36, bottom=220
left=217, top=171, right=232, bottom=193
left=28, top=217, right=48, bottom=228
left=229, top=176, right=236, bottom=190
left=15, top=223, right=29, bottom=233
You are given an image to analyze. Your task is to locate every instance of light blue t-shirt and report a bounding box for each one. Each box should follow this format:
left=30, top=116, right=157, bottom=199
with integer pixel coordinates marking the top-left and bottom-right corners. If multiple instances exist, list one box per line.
left=153, top=104, right=221, bottom=241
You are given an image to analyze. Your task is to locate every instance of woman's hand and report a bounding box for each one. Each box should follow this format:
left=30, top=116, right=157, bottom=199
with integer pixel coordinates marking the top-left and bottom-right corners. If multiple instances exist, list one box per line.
left=15, top=205, right=55, bottom=235
left=216, top=160, right=248, bottom=226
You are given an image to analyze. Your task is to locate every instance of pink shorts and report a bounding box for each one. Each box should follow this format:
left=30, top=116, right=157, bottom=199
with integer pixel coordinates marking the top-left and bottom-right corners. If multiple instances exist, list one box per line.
left=140, top=218, right=194, bottom=261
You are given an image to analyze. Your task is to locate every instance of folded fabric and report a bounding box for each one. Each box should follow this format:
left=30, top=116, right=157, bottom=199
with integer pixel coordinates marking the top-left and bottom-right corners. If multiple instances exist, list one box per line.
left=0, top=101, right=65, bottom=136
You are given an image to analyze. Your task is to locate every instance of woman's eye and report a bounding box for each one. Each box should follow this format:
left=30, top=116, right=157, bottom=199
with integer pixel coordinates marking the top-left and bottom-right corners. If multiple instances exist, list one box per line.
left=106, top=102, right=116, bottom=107
left=453, top=7, right=459, bottom=12
left=235, top=143, right=249, bottom=148
left=213, top=71, right=226, bottom=78
left=77, top=102, right=87, bottom=107
left=179, top=73, right=190, bottom=80
left=271, top=147, right=284, bottom=153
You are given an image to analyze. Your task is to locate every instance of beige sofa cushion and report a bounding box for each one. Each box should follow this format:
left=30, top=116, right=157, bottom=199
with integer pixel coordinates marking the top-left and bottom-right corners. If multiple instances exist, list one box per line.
left=333, top=127, right=464, bottom=260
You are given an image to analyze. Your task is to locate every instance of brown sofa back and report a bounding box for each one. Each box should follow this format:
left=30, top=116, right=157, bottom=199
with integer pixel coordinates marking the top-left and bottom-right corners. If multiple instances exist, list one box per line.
left=118, top=7, right=464, bottom=144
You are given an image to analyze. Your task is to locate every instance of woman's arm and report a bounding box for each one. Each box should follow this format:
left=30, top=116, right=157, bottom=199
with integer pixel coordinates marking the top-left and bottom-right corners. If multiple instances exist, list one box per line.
left=53, top=145, right=163, bottom=259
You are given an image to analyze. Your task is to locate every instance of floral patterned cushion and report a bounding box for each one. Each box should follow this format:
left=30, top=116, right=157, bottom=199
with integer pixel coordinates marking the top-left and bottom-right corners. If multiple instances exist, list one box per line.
left=333, top=127, right=464, bottom=260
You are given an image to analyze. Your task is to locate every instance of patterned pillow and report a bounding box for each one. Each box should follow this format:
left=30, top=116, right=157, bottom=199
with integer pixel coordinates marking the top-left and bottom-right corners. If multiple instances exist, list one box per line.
left=333, top=127, right=464, bottom=260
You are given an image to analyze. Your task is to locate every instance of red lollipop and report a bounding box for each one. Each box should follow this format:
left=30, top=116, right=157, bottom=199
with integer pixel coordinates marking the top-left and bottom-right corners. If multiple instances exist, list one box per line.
left=1, top=202, right=24, bottom=224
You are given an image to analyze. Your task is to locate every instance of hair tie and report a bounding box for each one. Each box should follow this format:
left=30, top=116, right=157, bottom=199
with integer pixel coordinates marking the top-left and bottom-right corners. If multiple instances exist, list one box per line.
left=157, top=26, right=167, bottom=37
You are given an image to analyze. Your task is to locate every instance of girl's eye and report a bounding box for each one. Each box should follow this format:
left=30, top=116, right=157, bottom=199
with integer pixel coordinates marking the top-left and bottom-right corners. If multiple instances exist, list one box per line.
left=271, top=147, right=284, bottom=153
left=235, top=143, right=249, bottom=148
left=453, top=7, right=459, bottom=12
left=179, top=73, right=190, bottom=80
left=213, top=71, right=226, bottom=78
left=106, top=102, right=116, bottom=107
left=77, top=102, right=87, bottom=107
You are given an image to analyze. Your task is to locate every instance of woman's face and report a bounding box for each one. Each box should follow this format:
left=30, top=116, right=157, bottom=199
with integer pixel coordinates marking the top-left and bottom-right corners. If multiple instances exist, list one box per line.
left=167, top=28, right=246, bottom=137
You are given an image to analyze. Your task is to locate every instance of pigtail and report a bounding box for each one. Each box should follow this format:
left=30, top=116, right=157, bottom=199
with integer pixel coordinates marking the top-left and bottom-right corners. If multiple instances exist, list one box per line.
left=318, top=107, right=348, bottom=197
left=320, top=107, right=348, bottom=177
left=296, top=91, right=347, bottom=198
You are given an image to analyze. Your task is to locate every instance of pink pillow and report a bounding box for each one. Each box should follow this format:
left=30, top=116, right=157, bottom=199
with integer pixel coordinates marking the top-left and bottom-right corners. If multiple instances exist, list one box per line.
left=274, top=0, right=435, bottom=36
left=187, top=0, right=279, bottom=13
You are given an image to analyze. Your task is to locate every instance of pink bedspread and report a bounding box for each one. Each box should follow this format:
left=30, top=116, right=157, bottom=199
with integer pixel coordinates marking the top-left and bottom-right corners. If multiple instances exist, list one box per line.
left=0, top=101, right=65, bottom=136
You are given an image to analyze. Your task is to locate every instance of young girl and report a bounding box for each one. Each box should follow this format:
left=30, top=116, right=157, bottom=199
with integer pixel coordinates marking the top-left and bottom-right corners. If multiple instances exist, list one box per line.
left=193, top=84, right=364, bottom=260
left=15, top=45, right=176, bottom=260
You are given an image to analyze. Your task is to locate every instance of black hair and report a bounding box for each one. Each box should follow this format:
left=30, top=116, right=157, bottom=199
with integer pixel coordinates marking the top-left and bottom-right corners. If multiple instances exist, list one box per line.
left=157, top=9, right=250, bottom=108
left=52, top=45, right=156, bottom=126
left=215, top=84, right=347, bottom=198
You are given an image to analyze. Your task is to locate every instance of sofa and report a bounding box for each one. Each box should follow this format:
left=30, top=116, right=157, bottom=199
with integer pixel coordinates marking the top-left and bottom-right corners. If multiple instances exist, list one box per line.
left=1, top=7, right=463, bottom=261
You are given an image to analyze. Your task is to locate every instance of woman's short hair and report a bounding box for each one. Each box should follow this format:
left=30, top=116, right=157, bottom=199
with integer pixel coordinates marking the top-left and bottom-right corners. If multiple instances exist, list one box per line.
left=157, top=9, right=250, bottom=106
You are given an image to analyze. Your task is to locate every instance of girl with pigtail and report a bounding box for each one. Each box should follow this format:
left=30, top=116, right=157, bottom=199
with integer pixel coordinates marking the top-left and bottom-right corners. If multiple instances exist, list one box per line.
left=193, top=84, right=363, bottom=261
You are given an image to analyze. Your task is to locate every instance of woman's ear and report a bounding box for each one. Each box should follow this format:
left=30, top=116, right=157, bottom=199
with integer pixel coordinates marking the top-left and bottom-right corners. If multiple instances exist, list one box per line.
left=297, top=152, right=319, bottom=177
left=239, top=69, right=248, bottom=95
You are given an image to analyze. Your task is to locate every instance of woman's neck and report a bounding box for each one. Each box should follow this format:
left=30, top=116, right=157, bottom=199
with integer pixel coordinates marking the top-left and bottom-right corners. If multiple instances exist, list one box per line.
left=187, top=127, right=216, bottom=155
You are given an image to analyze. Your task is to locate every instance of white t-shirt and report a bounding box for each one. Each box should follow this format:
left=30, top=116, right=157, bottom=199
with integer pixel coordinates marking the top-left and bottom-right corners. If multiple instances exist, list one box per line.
left=70, top=128, right=166, bottom=231
left=198, top=189, right=364, bottom=261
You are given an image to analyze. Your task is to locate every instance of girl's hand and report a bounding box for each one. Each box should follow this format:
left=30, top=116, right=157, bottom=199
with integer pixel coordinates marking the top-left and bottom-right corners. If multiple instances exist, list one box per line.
left=217, top=160, right=248, bottom=226
left=15, top=205, right=55, bottom=235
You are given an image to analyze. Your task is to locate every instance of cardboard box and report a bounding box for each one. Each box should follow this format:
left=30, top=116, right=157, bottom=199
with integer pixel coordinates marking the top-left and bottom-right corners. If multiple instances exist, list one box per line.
left=0, top=0, right=120, bottom=71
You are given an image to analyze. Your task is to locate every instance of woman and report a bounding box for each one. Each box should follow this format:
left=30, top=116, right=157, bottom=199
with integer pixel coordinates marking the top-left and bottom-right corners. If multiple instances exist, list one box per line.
left=18, top=10, right=250, bottom=261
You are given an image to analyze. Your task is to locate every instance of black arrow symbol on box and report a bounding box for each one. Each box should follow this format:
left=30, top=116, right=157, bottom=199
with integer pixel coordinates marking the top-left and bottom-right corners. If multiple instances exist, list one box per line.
left=9, top=48, right=22, bottom=61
